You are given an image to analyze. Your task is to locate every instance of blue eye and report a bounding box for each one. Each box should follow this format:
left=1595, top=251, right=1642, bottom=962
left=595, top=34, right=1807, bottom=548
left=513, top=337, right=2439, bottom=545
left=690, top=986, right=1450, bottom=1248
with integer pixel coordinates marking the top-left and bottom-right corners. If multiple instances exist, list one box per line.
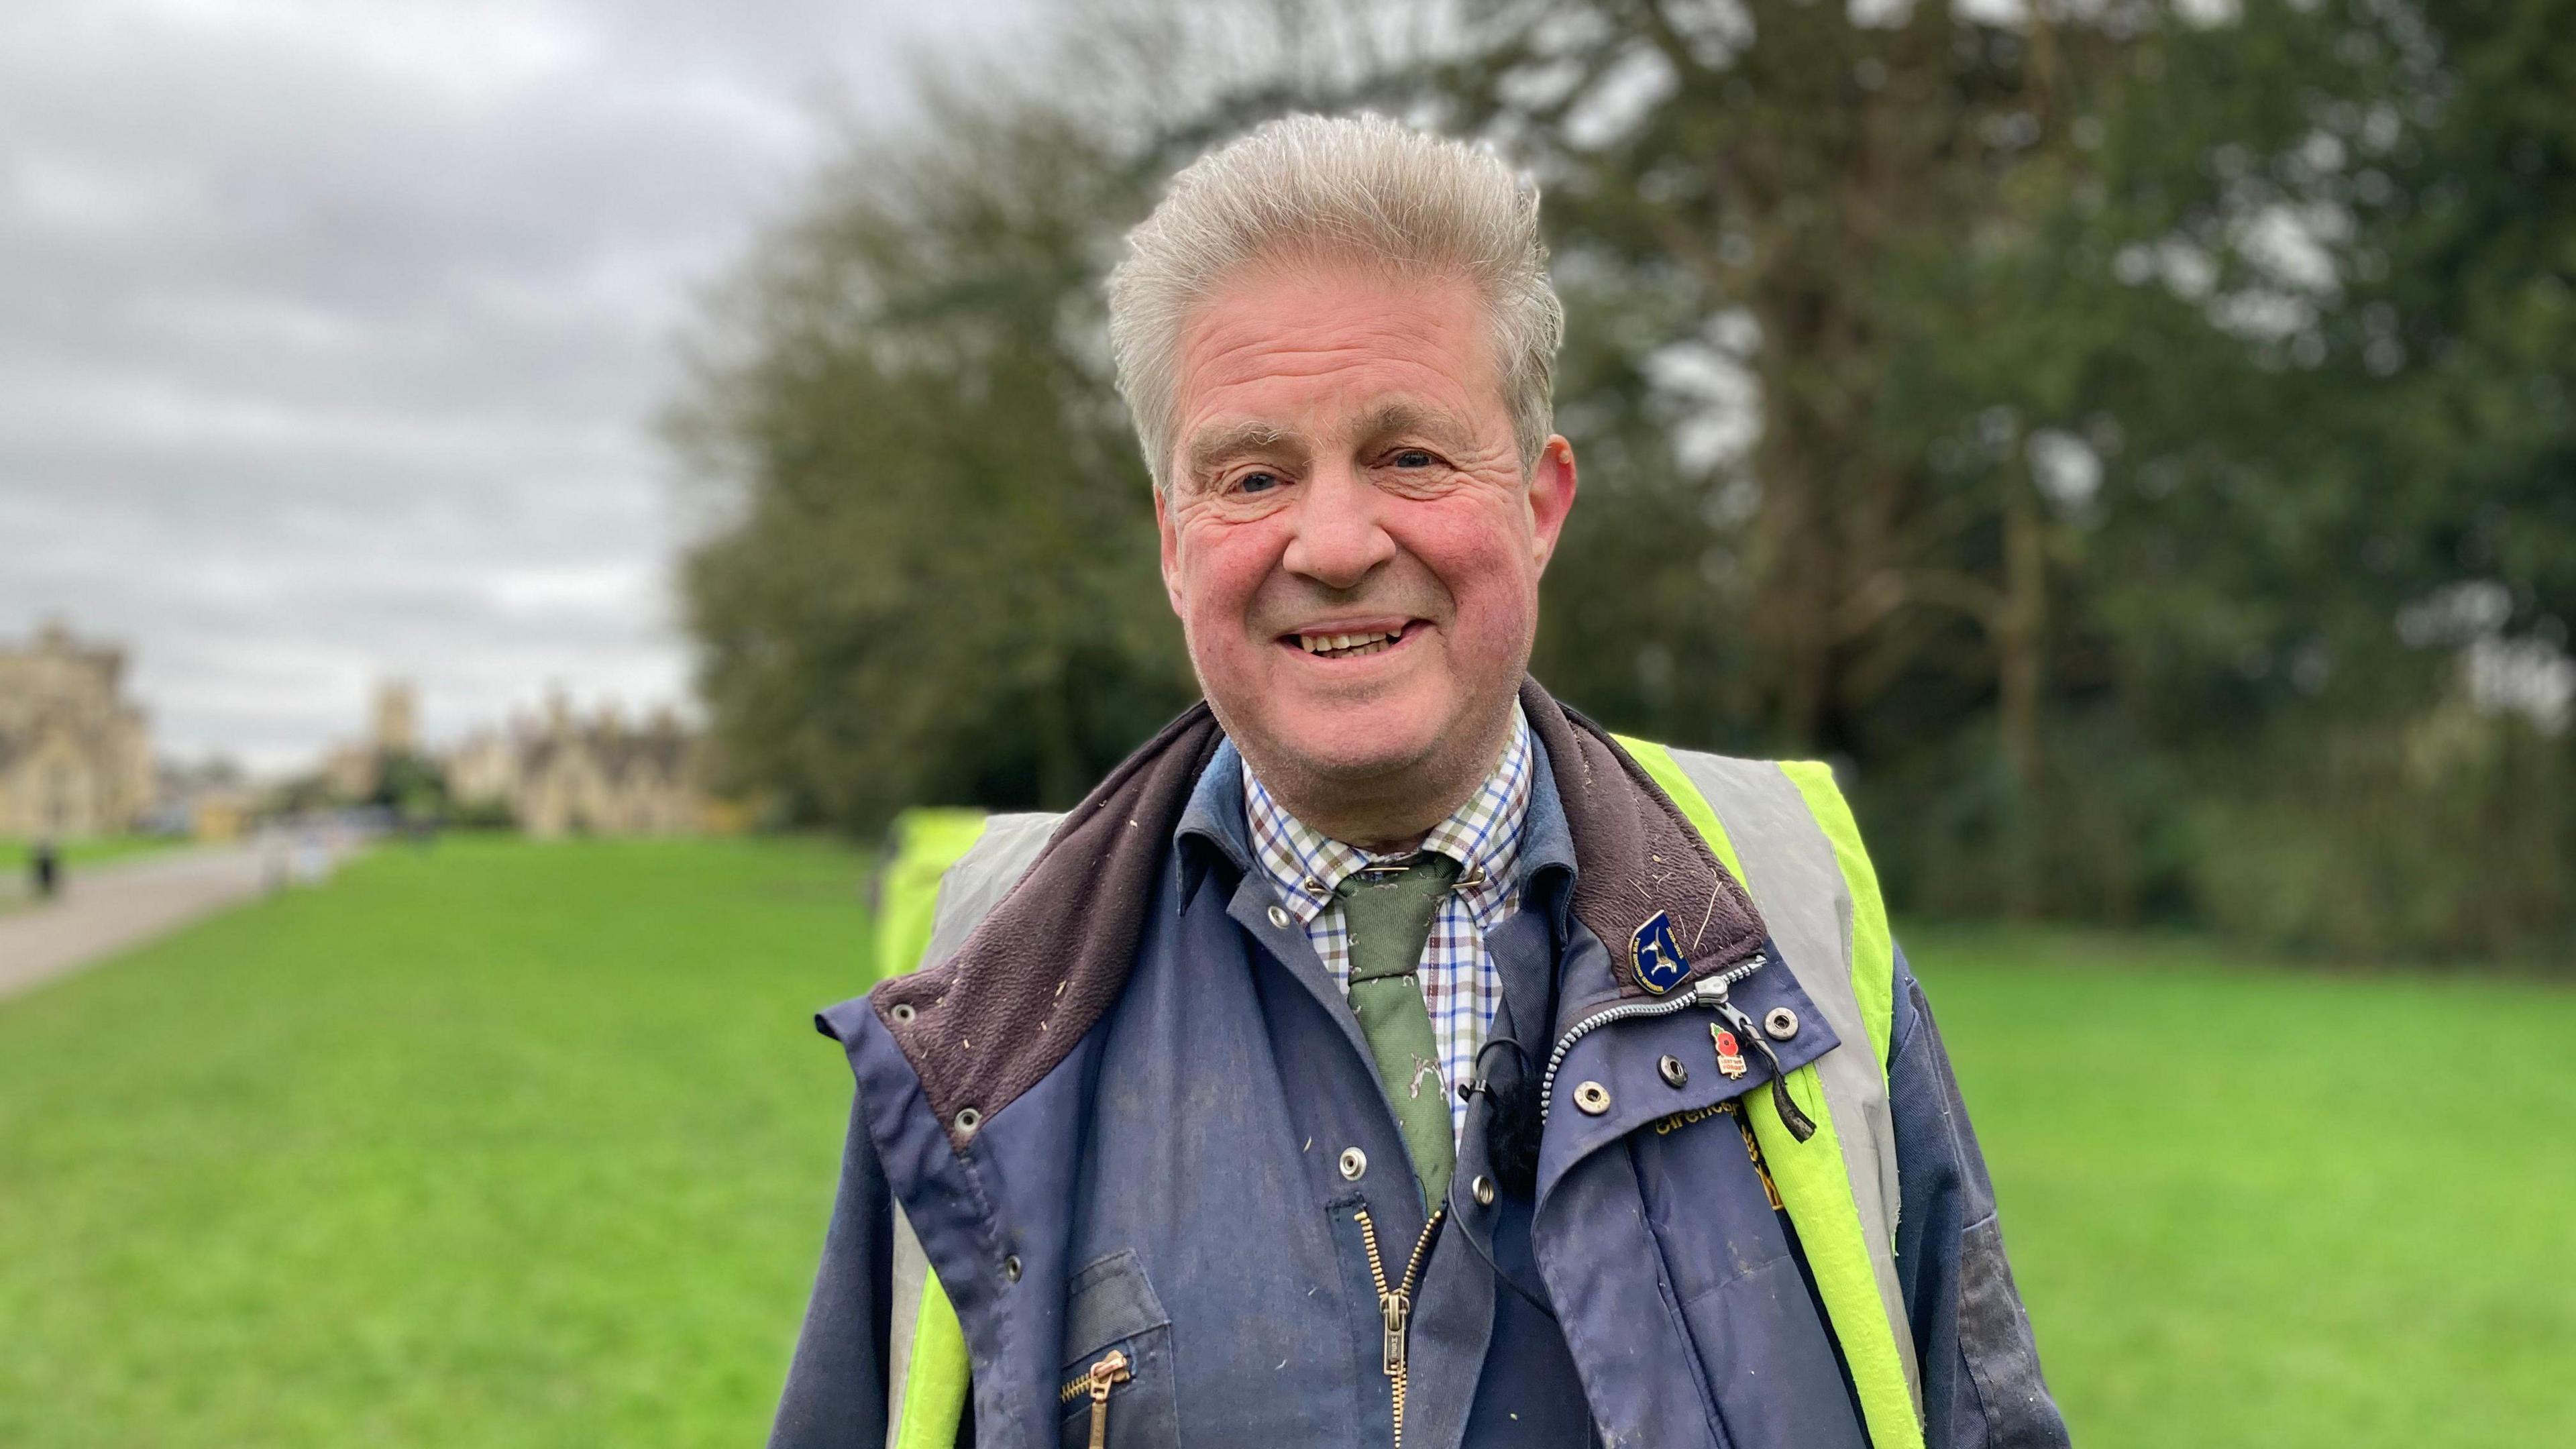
left=1238, top=470, right=1281, bottom=494
left=1393, top=449, right=1435, bottom=469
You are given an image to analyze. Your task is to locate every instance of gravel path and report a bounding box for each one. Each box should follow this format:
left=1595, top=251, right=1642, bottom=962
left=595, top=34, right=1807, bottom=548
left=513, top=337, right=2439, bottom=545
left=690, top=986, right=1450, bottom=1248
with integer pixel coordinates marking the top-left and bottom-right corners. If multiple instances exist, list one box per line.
left=0, top=845, right=278, bottom=1002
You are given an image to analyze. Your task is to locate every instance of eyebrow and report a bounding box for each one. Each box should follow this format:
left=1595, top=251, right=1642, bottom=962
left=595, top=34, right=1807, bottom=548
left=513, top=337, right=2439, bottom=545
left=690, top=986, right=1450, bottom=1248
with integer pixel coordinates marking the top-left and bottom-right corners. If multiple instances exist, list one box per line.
left=1178, top=401, right=1479, bottom=485
left=1351, top=400, right=1476, bottom=451
left=1183, top=421, right=1298, bottom=480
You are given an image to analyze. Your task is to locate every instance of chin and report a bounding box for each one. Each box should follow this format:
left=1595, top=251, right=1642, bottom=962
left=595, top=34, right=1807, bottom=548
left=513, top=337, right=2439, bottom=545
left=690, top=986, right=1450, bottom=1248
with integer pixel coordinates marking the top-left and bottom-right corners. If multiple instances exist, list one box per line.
left=1266, top=703, right=1444, bottom=785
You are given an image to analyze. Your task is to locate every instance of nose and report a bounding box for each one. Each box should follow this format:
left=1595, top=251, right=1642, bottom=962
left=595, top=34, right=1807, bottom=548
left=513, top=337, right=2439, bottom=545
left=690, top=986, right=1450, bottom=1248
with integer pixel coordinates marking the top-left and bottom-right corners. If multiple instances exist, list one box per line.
left=1280, top=461, right=1396, bottom=590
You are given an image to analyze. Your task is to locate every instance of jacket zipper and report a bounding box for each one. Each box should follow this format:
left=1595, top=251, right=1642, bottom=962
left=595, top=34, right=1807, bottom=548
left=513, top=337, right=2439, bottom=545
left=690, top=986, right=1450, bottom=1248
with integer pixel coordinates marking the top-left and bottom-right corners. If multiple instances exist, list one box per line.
left=1537, top=956, right=1815, bottom=1142
left=1057, top=1347, right=1132, bottom=1449
left=1353, top=1205, right=1446, bottom=1449
left=1538, top=960, right=1764, bottom=1123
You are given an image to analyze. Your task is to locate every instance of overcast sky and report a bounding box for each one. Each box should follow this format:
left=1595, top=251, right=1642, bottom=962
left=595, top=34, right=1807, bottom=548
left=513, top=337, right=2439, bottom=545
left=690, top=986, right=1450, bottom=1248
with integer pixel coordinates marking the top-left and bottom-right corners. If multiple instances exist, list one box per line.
left=1, top=0, right=1030, bottom=773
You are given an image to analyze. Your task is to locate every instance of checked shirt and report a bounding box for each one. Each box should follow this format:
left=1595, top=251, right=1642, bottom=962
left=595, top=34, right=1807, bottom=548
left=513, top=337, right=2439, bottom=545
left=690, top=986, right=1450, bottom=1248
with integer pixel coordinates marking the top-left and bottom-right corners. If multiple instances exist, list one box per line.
left=1243, top=704, right=1533, bottom=1145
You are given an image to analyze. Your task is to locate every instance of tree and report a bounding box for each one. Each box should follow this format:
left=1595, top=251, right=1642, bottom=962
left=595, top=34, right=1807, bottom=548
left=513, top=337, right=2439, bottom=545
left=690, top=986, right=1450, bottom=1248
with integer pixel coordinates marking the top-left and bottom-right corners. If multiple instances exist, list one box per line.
left=1426, top=0, right=2290, bottom=915
left=672, top=95, right=1193, bottom=828
left=669, top=0, right=2576, bottom=959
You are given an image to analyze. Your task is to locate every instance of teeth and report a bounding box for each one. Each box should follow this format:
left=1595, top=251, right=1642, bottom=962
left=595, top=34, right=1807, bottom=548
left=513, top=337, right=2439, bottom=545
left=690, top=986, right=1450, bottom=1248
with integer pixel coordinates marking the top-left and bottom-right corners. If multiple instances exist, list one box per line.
left=1299, top=629, right=1400, bottom=656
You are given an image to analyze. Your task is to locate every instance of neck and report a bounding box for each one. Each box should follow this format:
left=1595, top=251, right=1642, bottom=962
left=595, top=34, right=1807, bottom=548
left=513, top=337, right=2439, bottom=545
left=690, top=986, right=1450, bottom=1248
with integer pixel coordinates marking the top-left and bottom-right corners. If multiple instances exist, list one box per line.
left=1244, top=706, right=1515, bottom=853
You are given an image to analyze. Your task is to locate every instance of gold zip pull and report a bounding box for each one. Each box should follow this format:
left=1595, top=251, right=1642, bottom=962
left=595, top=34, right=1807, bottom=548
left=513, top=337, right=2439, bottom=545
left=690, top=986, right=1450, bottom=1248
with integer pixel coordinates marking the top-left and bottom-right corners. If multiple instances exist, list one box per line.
left=1380, top=1290, right=1412, bottom=1375
left=1083, top=1348, right=1131, bottom=1449
left=1354, top=1205, right=1446, bottom=1449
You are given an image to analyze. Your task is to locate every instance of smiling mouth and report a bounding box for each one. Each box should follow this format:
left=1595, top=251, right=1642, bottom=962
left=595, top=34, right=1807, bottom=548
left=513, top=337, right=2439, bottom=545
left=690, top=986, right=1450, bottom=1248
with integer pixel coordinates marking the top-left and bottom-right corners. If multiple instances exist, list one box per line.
left=1287, top=623, right=1417, bottom=660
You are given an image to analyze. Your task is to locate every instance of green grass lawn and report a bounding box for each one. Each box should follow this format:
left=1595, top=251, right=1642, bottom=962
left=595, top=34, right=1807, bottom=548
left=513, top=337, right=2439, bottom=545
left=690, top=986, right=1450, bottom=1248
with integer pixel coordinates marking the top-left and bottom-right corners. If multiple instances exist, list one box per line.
left=1904, top=921, right=2576, bottom=1448
left=0, top=837, right=874, bottom=1448
left=1, top=841, right=2568, bottom=1446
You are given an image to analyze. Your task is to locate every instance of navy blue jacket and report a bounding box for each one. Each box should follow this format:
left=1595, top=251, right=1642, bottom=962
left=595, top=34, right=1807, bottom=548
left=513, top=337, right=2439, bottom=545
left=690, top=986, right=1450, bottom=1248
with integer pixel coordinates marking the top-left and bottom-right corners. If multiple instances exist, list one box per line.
left=773, top=710, right=2066, bottom=1448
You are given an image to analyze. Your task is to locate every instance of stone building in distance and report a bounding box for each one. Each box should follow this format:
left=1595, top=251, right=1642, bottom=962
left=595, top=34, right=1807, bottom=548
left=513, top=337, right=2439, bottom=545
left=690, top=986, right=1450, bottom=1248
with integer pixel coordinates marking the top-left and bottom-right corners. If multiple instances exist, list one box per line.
left=0, top=621, right=156, bottom=837
left=322, top=680, right=422, bottom=802
left=448, top=690, right=709, bottom=838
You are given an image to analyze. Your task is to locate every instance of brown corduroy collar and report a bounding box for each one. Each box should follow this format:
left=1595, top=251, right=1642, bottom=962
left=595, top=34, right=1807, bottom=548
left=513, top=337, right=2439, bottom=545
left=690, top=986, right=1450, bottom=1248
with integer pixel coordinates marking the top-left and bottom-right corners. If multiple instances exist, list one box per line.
left=868, top=678, right=1768, bottom=1150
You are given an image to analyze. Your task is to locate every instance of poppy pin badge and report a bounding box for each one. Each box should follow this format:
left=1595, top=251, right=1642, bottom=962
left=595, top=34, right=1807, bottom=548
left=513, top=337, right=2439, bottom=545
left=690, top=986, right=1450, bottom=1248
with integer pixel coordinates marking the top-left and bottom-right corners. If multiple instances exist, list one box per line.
left=1712, top=1024, right=1748, bottom=1080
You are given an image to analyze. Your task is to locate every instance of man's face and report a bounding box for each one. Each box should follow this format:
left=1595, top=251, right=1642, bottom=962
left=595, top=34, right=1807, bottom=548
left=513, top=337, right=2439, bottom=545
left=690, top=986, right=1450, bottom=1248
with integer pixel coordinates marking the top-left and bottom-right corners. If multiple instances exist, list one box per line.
left=1155, top=260, right=1577, bottom=811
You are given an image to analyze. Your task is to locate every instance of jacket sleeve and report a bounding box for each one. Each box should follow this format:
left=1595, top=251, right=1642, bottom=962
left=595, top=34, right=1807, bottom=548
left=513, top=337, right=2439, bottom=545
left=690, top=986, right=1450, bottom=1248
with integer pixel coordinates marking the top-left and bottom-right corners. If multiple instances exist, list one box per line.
left=769, top=1089, right=895, bottom=1449
left=1886, top=947, right=2072, bottom=1449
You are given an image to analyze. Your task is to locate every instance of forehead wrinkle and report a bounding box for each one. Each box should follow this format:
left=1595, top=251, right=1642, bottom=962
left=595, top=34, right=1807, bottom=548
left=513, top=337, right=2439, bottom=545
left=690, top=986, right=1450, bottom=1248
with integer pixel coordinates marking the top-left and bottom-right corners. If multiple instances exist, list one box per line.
left=1192, top=333, right=1432, bottom=381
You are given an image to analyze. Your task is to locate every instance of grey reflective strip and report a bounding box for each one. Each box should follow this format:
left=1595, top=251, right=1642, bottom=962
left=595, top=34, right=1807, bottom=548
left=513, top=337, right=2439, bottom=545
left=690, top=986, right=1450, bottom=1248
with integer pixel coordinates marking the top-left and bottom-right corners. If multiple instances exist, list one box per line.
left=887, top=1204, right=932, bottom=1438
left=924, top=812, right=1062, bottom=965
left=1666, top=749, right=1924, bottom=1413
left=894, top=812, right=1053, bottom=1445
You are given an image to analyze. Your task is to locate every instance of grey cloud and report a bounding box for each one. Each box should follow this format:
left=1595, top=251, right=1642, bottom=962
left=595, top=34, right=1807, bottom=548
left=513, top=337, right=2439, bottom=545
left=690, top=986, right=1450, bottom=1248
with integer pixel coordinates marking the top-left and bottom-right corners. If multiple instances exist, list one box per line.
left=1, top=0, right=1033, bottom=772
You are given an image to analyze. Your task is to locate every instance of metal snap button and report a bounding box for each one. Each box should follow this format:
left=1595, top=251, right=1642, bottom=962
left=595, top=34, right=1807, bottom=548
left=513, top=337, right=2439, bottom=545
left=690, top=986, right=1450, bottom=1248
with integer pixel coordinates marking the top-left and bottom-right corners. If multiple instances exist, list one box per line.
left=953, top=1106, right=982, bottom=1137
left=1002, top=1254, right=1022, bottom=1283
left=1573, top=1080, right=1612, bottom=1116
left=1472, top=1175, right=1496, bottom=1206
left=1338, top=1146, right=1367, bottom=1181
left=1658, top=1054, right=1689, bottom=1088
left=1764, top=1006, right=1800, bottom=1041
left=1267, top=904, right=1292, bottom=929
left=889, top=1002, right=916, bottom=1025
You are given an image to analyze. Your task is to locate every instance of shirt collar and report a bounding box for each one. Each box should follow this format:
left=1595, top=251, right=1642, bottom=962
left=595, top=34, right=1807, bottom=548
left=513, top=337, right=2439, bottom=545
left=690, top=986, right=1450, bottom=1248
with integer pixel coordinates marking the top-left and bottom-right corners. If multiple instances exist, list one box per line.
left=1240, top=702, right=1534, bottom=928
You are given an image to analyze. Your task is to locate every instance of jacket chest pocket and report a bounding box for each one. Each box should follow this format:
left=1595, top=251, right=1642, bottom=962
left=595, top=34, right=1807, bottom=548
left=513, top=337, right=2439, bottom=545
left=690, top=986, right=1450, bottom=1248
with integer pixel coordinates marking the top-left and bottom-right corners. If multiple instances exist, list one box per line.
left=1631, top=1110, right=1867, bottom=1448
left=1055, top=1250, right=1179, bottom=1449
left=1630, top=1098, right=1799, bottom=1303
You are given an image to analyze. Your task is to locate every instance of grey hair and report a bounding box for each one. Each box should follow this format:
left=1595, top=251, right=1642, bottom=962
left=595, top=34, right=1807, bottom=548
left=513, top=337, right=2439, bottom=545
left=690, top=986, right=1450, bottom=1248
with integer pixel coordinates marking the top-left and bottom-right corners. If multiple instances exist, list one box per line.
left=1106, top=113, right=1564, bottom=492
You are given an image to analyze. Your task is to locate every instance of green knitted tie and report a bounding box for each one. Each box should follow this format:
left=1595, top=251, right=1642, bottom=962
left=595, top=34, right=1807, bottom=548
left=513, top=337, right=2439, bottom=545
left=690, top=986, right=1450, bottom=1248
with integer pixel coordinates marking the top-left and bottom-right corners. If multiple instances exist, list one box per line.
left=1337, top=853, right=1461, bottom=1211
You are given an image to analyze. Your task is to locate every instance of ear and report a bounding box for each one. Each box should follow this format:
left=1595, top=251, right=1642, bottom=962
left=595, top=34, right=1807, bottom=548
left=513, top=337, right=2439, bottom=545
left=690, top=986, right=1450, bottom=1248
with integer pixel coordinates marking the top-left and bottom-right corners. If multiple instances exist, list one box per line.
left=1525, top=435, right=1578, bottom=575
left=1155, top=486, right=1187, bottom=616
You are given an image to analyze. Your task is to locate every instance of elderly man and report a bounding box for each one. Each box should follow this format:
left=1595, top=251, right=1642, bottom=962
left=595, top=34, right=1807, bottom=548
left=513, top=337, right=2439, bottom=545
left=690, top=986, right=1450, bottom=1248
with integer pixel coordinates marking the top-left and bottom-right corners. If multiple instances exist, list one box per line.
left=773, top=115, right=2066, bottom=1449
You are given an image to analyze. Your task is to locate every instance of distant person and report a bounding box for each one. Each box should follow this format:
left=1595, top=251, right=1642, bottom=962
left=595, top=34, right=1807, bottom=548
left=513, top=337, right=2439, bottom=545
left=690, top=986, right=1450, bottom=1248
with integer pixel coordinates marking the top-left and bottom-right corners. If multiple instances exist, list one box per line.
left=292, top=826, right=329, bottom=886
left=774, top=116, right=2065, bottom=1449
left=31, top=837, right=59, bottom=900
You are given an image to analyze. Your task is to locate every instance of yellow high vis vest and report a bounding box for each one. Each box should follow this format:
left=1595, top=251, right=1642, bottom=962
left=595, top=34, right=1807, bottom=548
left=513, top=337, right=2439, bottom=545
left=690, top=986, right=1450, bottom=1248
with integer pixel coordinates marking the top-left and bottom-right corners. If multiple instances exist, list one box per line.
left=872, top=739, right=1921, bottom=1448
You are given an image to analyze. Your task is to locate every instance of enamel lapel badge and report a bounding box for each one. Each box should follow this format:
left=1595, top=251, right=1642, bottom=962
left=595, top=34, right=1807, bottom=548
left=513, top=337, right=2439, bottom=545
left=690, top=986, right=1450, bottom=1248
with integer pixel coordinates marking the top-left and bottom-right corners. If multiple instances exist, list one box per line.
left=1629, top=910, right=1689, bottom=994
left=1711, top=1023, right=1749, bottom=1079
